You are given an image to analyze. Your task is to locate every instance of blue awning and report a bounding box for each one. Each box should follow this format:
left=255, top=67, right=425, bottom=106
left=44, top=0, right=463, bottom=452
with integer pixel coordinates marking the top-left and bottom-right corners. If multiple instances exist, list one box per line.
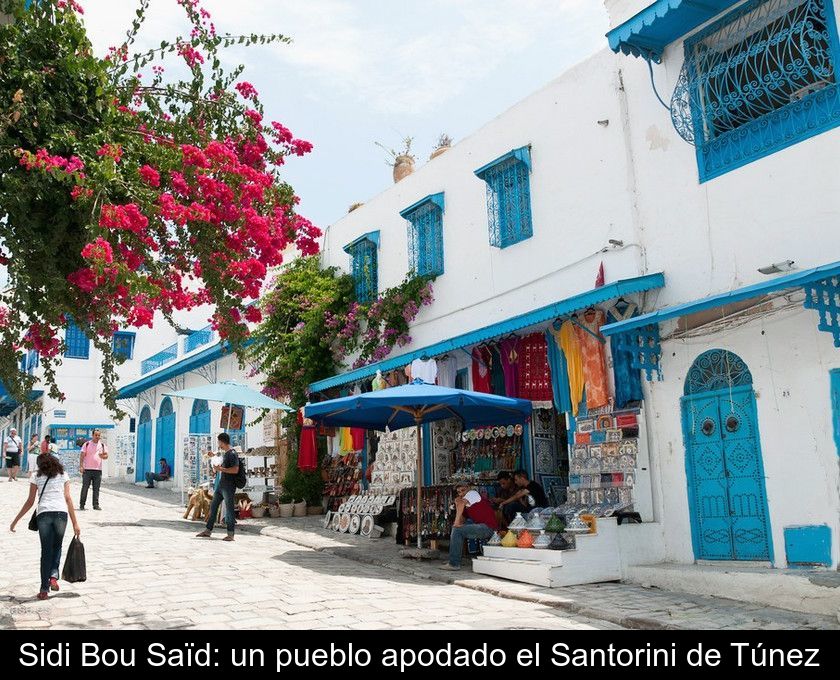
left=309, top=272, right=665, bottom=392
left=0, top=383, right=44, bottom=417
left=606, top=0, right=739, bottom=61
left=343, top=230, right=380, bottom=255
left=601, top=261, right=840, bottom=346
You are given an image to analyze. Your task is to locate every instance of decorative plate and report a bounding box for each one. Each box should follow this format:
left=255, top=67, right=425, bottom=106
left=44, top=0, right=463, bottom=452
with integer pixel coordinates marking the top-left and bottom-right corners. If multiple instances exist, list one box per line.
left=506, top=425, right=515, bottom=437
left=462, top=431, right=469, bottom=442
left=330, top=513, right=341, bottom=530
left=373, top=504, right=384, bottom=515
left=349, top=515, right=361, bottom=534
left=322, top=511, right=332, bottom=529
left=360, top=514, right=375, bottom=537
left=514, top=424, right=524, bottom=436
left=338, top=513, right=351, bottom=533
left=385, top=495, right=396, bottom=506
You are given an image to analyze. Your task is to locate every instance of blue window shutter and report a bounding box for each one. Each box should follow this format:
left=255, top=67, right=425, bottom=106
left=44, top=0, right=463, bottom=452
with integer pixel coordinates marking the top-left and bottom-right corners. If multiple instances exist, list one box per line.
left=475, top=147, right=533, bottom=248
left=64, top=319, right=90, bottom=359
left=401, top=193, right=444, bottom=277
left=345, top=237, right=379, bottom=303
left=112, top=332, right=136, bottom=360
left=674, top=0, right=840, bottom=182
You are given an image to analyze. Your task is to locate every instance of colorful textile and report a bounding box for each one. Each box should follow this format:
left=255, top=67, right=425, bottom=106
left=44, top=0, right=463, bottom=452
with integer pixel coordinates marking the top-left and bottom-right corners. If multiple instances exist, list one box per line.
left=350, top=428, right=365, bottom=451
left=517, top=333, right=552, bottom=402
left=499, top=337, right=521, bottom=398
left=575, top=309, right=610, bottom=410
left=606, top=303, right=644, bottom=408
left=552, top=320, right=584, bottom=416
left=297, top=409, right=318, bottom=472
left=436, top=355, right=458, bottom=388
left=471, top=346, right=492, bottom=393
left=545, top=329, right=572, bottom=414
left=339, top=427, right=354, bottom=454
left=489, top=345, right=507, bottom=396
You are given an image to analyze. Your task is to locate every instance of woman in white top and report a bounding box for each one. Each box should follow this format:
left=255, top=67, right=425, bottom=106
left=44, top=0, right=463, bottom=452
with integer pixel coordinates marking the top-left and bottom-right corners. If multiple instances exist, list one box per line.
left=10, top=453, right=81, bottom=600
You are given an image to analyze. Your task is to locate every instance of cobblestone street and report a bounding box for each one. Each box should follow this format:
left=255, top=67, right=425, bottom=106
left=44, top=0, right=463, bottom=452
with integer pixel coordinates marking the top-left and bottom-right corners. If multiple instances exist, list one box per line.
left=2, top=482, right=837, bottom=630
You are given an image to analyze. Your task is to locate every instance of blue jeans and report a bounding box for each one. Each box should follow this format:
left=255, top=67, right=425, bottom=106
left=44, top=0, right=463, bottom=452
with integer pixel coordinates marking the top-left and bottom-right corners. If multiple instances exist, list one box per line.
left=205, top=484, right=235, bottom=536
left=145, top=472, right=168, bottom=487
left=448, top=523, right=494, bottom=567
left=37, top=511, right=67, bottom=592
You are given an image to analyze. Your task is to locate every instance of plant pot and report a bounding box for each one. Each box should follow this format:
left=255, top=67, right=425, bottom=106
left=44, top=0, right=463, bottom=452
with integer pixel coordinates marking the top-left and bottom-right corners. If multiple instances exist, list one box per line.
left=429, top=145, right=449, bottom=160
left=307, top=505, right=323, bottom=515
left=293, top=501, right=307, bottom=517
left=393, top=155, right=414, bottom=183
left=279, top=503, right=294, bottom=518
left=251, top=506, right=267, bottom=518
left=268, top=506, right=281, bottom=518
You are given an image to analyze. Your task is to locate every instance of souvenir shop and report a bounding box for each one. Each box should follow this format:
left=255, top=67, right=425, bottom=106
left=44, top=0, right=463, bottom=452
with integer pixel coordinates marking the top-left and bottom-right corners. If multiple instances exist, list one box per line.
left=309, top=274, right=663, bottom=585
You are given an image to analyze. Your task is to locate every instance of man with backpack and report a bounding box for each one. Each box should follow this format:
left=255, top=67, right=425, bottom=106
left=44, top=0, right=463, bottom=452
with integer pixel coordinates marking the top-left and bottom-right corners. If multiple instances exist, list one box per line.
left=195, top=433, right=241, bottom=542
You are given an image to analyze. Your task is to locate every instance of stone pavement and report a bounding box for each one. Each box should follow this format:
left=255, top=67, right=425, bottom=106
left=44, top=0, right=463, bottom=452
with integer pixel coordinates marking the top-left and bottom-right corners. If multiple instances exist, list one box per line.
left=0, top=480, right=619, bottom=630
left=101, top=484, right=839, bottom=631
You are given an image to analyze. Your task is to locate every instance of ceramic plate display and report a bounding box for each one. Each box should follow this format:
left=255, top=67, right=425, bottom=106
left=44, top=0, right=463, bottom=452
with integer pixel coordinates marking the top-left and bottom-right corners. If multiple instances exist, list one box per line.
left=373, top=504, right=384, bottom=515
left=338, top=513, right=351, bottom=533
left=360, top=514, right=375, bottom=537
left=506, top=425, right=515, bottom=437
left=322, top=511, right=333, bottom=529
left=330, top=513, right=341, bottom=530
left=385, top=495, right=396, bottom=506
left=349, top=515, right=361, bottom=534
left=514, top=424, right=524, bottom=436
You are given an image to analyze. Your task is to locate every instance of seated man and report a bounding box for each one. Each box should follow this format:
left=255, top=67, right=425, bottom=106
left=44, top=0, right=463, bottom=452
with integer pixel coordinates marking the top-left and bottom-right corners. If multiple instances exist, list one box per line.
left=498, top=468, right=549, bottom=523
left=490, top=471, right=516, bottom=527
left=145, top=458, right=171, bottom=488
left=441, top=486, right=498, bottom=572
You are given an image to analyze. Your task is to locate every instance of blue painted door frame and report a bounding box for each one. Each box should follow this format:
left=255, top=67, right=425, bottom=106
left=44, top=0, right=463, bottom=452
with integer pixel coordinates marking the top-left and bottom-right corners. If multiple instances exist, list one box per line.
left=682, top=383, right=773, bottom=561
left=155, top=398, right=176, bottom=476
left=135, top=407, right=153, bottom=483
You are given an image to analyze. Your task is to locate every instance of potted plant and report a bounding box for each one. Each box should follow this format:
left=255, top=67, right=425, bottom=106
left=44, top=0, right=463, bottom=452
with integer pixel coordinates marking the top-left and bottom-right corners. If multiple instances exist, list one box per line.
left=251, top=503, right=267, bottom=518
left=278, top=493, right=294, bottom=518
left=375, top=136, right=415, bottom=183
left=268, top=501, right=282, bottom=518
left=293, top=499, right=307, bottom=517
left=430, top=133, right=453, bottom=160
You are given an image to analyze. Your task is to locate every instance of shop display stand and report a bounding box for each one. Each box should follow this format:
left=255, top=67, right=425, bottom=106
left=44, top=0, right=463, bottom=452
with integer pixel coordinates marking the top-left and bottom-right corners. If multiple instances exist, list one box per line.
left=472, top=517, right=621, bottom=587
left=244, top=453, right=277, bottom=503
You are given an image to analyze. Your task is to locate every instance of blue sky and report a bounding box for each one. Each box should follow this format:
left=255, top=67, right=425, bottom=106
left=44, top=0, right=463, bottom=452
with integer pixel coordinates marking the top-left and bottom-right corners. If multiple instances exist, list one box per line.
left=81, top=0, right=609, bottom=232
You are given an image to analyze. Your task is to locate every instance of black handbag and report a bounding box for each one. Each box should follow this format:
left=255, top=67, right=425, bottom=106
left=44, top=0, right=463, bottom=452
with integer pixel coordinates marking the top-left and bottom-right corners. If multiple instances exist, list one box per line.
left=27, top=476, right=50, bottom=531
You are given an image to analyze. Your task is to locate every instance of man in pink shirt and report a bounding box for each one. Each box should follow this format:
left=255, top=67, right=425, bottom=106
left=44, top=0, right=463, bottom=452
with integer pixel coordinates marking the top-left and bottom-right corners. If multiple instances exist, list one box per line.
left=79, top=429, right=108, bottom=511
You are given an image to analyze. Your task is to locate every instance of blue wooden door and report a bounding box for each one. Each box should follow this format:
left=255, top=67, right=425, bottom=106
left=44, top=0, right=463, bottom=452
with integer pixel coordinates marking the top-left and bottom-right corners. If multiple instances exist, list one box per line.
left=189, top=399, right=211, bottom=434
left=682, top=350, right=771, bottom=561
left=135, top=407, right=153, bottom=482
left=155, top=398, right=176, bottom=475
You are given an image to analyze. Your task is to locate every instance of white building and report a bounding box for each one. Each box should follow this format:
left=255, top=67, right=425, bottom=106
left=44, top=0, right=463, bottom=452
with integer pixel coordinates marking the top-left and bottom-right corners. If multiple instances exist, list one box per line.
left=310, top=0, right=840, bottom=599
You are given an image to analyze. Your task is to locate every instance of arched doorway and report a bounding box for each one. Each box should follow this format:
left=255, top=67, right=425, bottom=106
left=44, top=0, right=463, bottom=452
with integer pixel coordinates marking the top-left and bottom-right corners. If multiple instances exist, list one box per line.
left=155, top=397, right=176, bottom=477
left=681, top=349, right=772, bottom=561
left=135, top=406, right=153, bottom=483
left=189, top=399, right=211, bottom=434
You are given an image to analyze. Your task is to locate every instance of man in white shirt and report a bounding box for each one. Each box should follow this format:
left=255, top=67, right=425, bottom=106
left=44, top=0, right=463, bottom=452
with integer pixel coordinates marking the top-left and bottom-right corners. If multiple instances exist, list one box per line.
left=4, top=427, right=23, bottom=482
left=79, top=429, right=108, bottom=510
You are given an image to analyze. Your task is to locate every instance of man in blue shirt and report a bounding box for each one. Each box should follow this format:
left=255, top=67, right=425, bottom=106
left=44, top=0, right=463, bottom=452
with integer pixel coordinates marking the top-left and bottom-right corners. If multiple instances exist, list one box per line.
left=195, top=433, right=239, bottom=542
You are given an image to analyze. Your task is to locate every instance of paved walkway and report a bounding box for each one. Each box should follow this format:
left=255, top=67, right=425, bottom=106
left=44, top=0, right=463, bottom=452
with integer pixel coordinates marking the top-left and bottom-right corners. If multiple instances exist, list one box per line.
left=0, top=480, right=619, bottom=630
left=102, top=484, right=839, bottom=631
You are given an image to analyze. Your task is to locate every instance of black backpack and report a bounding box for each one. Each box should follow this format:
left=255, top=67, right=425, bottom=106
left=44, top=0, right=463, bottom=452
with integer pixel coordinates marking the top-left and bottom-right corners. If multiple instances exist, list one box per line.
left=234, top=456, right=247, bottom=489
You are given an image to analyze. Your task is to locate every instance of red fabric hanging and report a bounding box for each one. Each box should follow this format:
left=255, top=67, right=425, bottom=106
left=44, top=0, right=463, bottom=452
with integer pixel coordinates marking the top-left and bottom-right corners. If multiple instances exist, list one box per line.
left=297, top=408, right=318, bottom=472
left=517, top=332, right=553, bottom=401
left=471, top=346, right=492, bottom=393
left=350, top=428, right=365, bottom=451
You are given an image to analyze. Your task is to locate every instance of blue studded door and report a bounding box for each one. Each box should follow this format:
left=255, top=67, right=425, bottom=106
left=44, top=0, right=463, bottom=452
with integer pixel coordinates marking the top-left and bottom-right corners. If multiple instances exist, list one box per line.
left=681, top=350, right=772, bottom=561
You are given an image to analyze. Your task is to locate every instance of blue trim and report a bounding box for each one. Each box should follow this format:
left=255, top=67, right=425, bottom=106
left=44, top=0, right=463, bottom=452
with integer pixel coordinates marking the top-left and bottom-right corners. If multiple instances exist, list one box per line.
left=117, top=341, right=229, bottom=399
left=422, top=422, right=433, bottom=485
left=474, top=146, right=532, bottom=178
left=48, top=423, right=115, bottom=430
left=831, top=368, right=840, bottom=456
left=399, top=192, right=445, bottom=218
left=309, top=272, right=665, bottom=392
left=0, top=386, right=44, bottom=417
left=601, top=260, right=840, bottom=337
left=784, top=525, right=832, bottom=567
left=606, top=0, right=740, bottom=61
left=342, top=230, right=380, bottom=255
left=64, top=319, right=90, bottom=359
left=112, top=331, right=136, bottom=360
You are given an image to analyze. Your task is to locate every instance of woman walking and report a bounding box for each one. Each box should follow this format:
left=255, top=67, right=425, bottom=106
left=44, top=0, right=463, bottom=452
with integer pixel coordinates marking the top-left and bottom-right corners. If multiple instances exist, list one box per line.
left=26, top=434, right=40, bottom=475
left=10, top=454, right=81, bottom=600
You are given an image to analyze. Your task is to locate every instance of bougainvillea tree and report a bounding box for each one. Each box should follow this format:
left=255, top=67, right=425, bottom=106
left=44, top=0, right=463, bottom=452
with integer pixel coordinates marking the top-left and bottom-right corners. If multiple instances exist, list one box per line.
left=0, top=0, right=319, bottom=413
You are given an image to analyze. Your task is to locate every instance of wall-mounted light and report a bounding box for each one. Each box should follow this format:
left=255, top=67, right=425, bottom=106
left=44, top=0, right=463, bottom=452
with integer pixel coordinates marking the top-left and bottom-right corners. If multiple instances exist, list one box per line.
left=758, top=260, right=796, bottom=275
left=597, top=119, right=610, bottom=127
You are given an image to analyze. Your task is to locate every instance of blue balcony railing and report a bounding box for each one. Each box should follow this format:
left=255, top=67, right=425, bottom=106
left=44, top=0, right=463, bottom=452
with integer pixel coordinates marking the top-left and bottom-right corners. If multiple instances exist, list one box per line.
left=140, top=343, right=178, bottom=375
left=184, top=326, right=214, bottom=354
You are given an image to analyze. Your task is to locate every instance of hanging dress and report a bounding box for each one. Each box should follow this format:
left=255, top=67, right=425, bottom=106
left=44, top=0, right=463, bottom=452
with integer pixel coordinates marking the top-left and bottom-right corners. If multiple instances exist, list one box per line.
left=552, top=320, right=584, bottom=416
left=489, top=345, right=507, bottom=396
left=517, top=333, right=553, bottom=402
left=471, top=346, right=492, bottom=393
left=350, top=428, right=366, bottom=451
left=606, top=302, right=644, bottom=408
left=499, top=337, right=521, bottom=398
left=575, top=308, right=610, bottom=410
left=297, top=408, right=318, bottom=472
left=339, top=427, right=354, bottom=453
left=545, top=329, right=572, bottom=414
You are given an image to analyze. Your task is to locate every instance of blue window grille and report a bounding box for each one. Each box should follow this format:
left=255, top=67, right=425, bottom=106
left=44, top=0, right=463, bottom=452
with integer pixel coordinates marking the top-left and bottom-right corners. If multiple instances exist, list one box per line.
left=400, top=193, right=445, bottom=277
left=140, top=343, right=178, bottom=375
left=474, top=146, right=533, bottom=248
left=64, top=319, right=90, bottom=359
left=184, top=326, right=214, bottom=353
left=344, top=233, right=379, bottom=304
left=112, top=332, right=135, bottom=360
left=672, top=0, right=840, bottom=182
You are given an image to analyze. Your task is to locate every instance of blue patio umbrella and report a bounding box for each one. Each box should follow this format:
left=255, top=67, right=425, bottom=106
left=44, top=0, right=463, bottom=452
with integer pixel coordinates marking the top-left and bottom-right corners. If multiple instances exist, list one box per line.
left=305, top=381, right=532, bottom=548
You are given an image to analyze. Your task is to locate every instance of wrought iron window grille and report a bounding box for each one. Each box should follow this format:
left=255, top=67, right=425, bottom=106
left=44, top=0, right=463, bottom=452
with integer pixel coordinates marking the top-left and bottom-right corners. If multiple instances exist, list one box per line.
left=475, top=147, right=533, bottom=248
left=402, top=194, right=444, bottom=277
left=347, top=238, right=378, bottom=304
left=670, top=0, right=840, bottom=180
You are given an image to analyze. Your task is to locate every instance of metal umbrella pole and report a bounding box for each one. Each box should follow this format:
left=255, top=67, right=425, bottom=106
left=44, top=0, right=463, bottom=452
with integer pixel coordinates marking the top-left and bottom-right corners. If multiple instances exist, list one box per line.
left=415, top=415, right=423, bottom=550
